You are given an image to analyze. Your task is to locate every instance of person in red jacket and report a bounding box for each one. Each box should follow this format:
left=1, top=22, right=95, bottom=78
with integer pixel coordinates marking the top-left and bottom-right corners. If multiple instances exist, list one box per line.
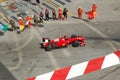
left=58, top=8, right=62, bottom=21
left=18, top=17, right=24, bottom=31
left=25, top=15, right=32, bottom=28
left=77, top=7, right=83, bottom=19
left=92, top=3, right=97, bottom=12
left=86, top=4, right=97, bottom=20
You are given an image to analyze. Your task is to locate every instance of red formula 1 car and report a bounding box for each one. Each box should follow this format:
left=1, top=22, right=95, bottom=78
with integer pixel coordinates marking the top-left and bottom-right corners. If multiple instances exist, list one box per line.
left=40, top=34, right=86, bottom=51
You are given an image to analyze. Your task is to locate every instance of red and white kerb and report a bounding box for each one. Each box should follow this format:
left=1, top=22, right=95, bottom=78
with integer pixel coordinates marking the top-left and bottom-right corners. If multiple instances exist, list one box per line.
left=27, top=50, right=120, bottom=80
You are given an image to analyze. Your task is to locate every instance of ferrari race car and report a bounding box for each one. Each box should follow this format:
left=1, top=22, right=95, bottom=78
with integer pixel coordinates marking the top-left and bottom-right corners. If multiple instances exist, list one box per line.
left=40, top=34, right=86, bottom=51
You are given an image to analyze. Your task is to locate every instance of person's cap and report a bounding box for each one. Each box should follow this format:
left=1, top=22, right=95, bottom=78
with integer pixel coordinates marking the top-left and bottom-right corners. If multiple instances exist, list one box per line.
left=19, top=17, right=22, bottom=19
left=93, top=2, right=96, bottom=4
left=79, top=5, right=81, bottom=8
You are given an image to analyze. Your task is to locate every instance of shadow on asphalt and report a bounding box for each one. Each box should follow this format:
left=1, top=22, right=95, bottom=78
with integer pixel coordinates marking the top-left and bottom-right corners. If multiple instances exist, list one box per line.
left=71, top=16, right=79, bottom=19
left=0, top=62, right=17, bottom=80
left=71, top=16, right=90, bottom=22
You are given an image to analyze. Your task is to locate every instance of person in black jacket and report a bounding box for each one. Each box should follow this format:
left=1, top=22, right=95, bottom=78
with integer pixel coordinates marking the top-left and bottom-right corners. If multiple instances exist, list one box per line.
left=9, top=19, right=16, bottom=31
left=63, top=8, right=68, bottom=20
left=39, top=11, right=44, bottom=23
left=45, top=8, right=49, bottom=21
left=52, top=8, right=56, bottom=20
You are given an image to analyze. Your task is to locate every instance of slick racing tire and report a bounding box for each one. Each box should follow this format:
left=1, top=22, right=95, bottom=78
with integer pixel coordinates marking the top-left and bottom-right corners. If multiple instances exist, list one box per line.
left=71, top=34, right=77, bottom=38
left=72, top=41, right=80, bottom=47
left=45, top=44, right=53, bottom=51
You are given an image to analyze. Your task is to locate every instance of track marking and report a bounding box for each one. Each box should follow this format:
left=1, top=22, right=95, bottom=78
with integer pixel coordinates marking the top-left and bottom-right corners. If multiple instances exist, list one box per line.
left=39, top=28, right=45, bottom=32
left=67, top=12, right=118, bottom=51
left=45, top=21, right=82, bottom=24
left=9, top=33, right=23, bottom=70
left=113, top=41, right=120, bottom=47
left=62, top=49, right=71, bottom=57
left=0, top=29, right=33, bottom=53
left=46, top=52, right=59, bottom=69
left=83, top=22, right=117, bottom=51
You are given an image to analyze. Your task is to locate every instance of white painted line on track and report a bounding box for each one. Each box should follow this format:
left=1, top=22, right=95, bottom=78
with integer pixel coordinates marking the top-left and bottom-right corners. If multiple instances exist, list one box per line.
left=46, top=52, right=59, bottom=69
left=88, top=21, right=120, bottom=47
left=112, top=41, right=120, bottom=47
left=45, top=21, right=82, bottom=24
left=39, top=28, right=45, bottom=32
left=0, top=29, right=33, bottom=53
left=9, top=33, right=23, bottom=70
left=62, top=49, right=71, bottom=57
left=67, top=11, right=119, bottom=51
left=12, top=29, right=33, bottom=51
left=80, top=20, right=118, bottom=51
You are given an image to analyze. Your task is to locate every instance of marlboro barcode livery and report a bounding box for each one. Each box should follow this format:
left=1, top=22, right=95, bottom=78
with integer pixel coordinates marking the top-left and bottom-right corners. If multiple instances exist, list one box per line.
left=27, top=50, right=120, bottom=80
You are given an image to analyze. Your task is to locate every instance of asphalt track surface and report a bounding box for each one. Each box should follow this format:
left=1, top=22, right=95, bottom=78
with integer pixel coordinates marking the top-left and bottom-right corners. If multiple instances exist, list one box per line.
left=0, top=62, right=16, bottom=80
left=0, top=0, right=120, bottom=80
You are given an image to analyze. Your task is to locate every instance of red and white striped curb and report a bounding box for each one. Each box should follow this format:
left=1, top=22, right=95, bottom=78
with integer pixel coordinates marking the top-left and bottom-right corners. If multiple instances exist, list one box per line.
left=27, top=50, right=120, bottom=80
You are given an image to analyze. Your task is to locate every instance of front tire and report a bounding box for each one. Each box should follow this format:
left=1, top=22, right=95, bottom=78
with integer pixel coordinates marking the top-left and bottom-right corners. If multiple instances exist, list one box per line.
left=72, top=41, right=80, bottom=47
left=45, top=44, right=53, bottom=51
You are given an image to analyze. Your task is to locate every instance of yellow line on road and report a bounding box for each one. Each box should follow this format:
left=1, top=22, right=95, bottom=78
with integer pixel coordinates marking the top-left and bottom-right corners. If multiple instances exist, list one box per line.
left=0, top=0, right=6, bottom=3
left=0, top=13, right=9, bottom=23
left=44, top=0, right=60, bottom=8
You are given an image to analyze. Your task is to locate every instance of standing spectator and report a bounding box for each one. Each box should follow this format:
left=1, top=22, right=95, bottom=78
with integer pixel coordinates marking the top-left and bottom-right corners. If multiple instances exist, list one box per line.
left=92, top=3, right=97, bottom=17
left=25, top=15, right=32, bottom=28
left=63, top=8, right=68, bottom=20
left=86, top=10, right=97, bottom=20
left=77, top=7, right=83, bottom=19
left=52, top=8, right=56, bottom=20
left=86, top=3, right=97, bottom=20
left=92, top=3, right=97, bottom=12
left=36, top=0, right=40, bottom=4
left=58, top=8, right=62, bottom=21
left=33, top=14, right=39, bottom=27
left=45, top=8, right=49, bottom=21
left=18, top=17, right=24, bottom=32
left=39, top=11, right=44, bottom=23
left=9, top=19, right=16, bottom=31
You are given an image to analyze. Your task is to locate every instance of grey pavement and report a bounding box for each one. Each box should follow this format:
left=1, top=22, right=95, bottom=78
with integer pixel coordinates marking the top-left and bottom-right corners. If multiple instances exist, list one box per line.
left=0, top=0, right=120, bottom=80
left=0, top=62, right=16, bottom=80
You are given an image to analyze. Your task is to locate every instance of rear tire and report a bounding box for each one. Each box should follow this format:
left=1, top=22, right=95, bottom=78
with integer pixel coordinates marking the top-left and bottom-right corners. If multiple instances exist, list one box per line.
left=72, top=41, right=80, bottom=47
left=45, top=44, right=53, bottom=51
